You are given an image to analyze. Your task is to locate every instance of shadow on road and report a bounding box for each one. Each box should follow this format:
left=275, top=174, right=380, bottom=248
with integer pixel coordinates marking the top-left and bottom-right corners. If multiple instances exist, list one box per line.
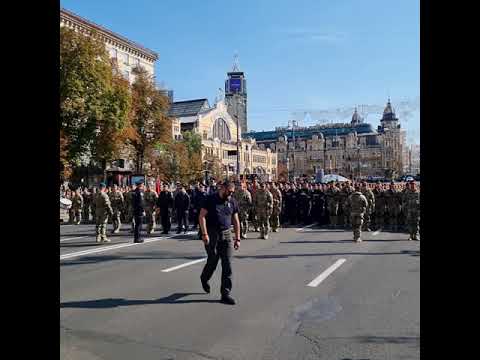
left=60, top=293, right=219, bottom=308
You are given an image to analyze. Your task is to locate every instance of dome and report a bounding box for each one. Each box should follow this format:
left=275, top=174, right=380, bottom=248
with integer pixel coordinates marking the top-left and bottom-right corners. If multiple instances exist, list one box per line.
left=381, top=99, right=398, bottom=121
left=351, top=107, right=362, bottom=124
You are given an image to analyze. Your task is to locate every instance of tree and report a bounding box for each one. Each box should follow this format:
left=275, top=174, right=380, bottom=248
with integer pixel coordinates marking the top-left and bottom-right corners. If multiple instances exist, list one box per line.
left=60, top=27, right=131, bottom=178
left=128, top=66, right=171, bottom=174
left=277, top=162, right=288, bottom=181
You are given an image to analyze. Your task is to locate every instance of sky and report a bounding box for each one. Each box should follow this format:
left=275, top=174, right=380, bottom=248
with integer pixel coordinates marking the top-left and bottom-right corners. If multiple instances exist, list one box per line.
left=61, top=0, right=420, bottom=144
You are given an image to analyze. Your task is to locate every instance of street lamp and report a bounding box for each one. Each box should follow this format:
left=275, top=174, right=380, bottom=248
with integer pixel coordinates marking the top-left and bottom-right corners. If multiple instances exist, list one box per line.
left=287, top=119, right=297, bottom=181
left=232, top=94, right=246, bottom=178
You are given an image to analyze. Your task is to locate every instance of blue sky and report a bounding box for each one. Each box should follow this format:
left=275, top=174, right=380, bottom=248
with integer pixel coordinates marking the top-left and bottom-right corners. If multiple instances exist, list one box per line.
left=61, top=0, right=420, bottom=144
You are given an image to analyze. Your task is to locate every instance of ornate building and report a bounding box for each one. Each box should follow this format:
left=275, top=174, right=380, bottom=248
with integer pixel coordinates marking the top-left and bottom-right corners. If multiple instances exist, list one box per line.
left=168, top=98, right=277, bottom=180
left=244, top=100, right=406, bottom=180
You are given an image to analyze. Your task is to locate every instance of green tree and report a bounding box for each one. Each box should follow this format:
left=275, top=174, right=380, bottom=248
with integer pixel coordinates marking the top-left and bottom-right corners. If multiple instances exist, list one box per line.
left=128, top=66, right=171, bottom=173
left=60, top=27, right=131, bottom=178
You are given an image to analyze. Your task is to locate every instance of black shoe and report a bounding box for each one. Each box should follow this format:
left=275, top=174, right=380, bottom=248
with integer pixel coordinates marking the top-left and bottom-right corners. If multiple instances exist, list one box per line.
left=176, top=230, right=181, bottom=234
left=220, top=295, right=236, bottom=305
left=134, top=239, right=144, bottom=243
left=201, top=278, right=210, bottom=293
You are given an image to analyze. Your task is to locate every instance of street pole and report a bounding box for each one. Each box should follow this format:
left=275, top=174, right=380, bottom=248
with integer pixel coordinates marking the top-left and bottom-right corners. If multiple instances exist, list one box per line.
left=233, top=94, right=240, bottom=178
left=292, top=120, right=296, bottom=180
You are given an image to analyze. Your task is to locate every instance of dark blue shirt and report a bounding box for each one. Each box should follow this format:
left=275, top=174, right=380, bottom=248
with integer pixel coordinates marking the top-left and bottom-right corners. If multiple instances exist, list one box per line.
left=201, top=193, right=238, bottom=231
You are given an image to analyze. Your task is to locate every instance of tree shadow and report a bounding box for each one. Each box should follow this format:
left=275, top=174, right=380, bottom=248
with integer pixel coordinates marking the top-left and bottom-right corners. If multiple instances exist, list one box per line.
left=60, top=293, right=219, bottom=309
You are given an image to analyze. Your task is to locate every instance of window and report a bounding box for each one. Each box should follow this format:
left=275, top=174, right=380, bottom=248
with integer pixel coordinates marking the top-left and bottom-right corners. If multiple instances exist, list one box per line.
left=212, top=118, right=231, bottom=141
left=124, top=53, right=130, bottom=65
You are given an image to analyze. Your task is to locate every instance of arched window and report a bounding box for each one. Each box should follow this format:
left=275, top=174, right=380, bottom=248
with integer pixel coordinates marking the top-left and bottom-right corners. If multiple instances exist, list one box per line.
left=212, top=118, right=231, bottom=141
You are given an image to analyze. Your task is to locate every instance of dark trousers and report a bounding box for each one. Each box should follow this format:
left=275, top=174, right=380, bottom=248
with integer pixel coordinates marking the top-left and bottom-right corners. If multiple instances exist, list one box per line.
left=176, top=210, right=189, bottom=231
left=160, top=209, right=171, bottom=233
left=200, top=229, right=233, bottom=297
left=134, top=215, right=144, bottom=242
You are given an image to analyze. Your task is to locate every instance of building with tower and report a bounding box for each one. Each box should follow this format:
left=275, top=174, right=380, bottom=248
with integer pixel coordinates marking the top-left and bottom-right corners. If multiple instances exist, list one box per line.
left=244, top=99, right=406, bottom=180
left=224, top=56, right=248, bottom=134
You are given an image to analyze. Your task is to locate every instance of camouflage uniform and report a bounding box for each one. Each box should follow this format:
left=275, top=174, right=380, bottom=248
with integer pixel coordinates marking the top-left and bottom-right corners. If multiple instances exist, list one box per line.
left=232, top=187, right=252, bottom=239
left=95, top=191, right=114, bottom=242
left=346, top=190, right=368, bottom=242
left=269, top=186, right=283, bottom=232
left=373, top=187, right=387, bottom=230
left=82, top=191, right=91, bottom=224
left=325, top=185, right=340, bottom=228
left=71, top=192, right=83, bottom=225
left=109, top=190, right=124, bottom=233
left=339, top=185, right=351, bottom=228
left=144, top=189, right=158, bottom=234
left=250, top=187, right=258, bottom=232
left=404, top=187, right=420, bottom=240
left=384, top=187, right=402, bottom=231
left=361, top=186, right=375, bottom=231
left=253, top=187, right=273, bottom=239
left=125, top=189, right=135, bottom=232
left=90, top=188, right=97, bottom=222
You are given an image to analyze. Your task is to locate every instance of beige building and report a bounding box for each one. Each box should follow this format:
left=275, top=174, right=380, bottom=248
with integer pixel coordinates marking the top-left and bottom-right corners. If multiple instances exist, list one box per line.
left=246, top=100, right=406, bottom=180
left=168, top=98, right=277, bottom=180
left=60, top=8, right=157, bottom=83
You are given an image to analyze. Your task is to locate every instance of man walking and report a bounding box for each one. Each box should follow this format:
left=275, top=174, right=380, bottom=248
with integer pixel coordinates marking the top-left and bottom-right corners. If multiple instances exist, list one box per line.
left=199, top=181, right=241, bottom=305
left=174, top=184, right=191, bottom=234
left=157, top=184, right=174, bottom=234
left=95, top=183, right=113, bottom=243
left=346, top=183, right=368, bottom=242
left=132, top=181, right=145, bottom=243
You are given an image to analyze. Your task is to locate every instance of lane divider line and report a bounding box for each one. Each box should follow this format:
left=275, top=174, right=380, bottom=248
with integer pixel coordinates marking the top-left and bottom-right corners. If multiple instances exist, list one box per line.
left=372, top=229, right=382, bottom=236
left=161, top=258, right=207, bottom=273
left=60, top=236, right=89, bottom=242
left=296, top=224, right=315, bottom=232
left=307, top=258, right=347, bottom=287
left=60, top=231, right=196, bottom=261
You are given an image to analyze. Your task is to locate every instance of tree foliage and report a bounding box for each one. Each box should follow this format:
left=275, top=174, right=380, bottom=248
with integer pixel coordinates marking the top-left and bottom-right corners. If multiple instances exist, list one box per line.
left=60, top=27, right=131, bottom=177
left=128, top=66, right=171, bottom=173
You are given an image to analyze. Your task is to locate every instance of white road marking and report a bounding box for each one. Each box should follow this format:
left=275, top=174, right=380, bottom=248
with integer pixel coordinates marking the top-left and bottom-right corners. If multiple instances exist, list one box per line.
left=307, top=258, right=347, bottom=287
left=161, top=258, right=207, bottom=273
left=296, top=224, right=315, bottom=232
left=60, top=231, right=196, bottom=260
left=372, top=229, right=382, bottom=236
left=60, top=236, right=89, bottom=242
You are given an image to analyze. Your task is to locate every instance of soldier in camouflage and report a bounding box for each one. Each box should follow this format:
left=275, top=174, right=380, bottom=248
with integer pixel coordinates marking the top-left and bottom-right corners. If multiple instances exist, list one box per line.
left=253, top=182, right=273, bottom=240
left=125, top=185, right=135, bottom=233
left=384, top=182, right=402, bottom=231
left=90, top=187, right=97, bottom=222
left=232, top=182, right=252, bottom=239
left=144, top=183, right=158, bottom=234
left=325, top=182, right=340, bottom=229
left=82, top=188, right=91, bottom=224
left=361, top=181, right=375, bottom=232
left=108, top=184, right=124, bottom=233
left=404, top=181, right=420, bottom=241
left=346, top=183, right=369, bottom=242
left=269, top=182, right=283, bottom=232
left=95, top=183, right=114, bottom=243
left=372, top=181, right=386, bottom=230
left=70, top=189, right=83, bottom=225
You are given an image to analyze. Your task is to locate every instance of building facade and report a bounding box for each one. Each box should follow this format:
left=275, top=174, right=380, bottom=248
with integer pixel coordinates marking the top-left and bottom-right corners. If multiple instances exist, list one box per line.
left=224, top=70, right=248, bottom=134
left=168, top=99, right=277, bottom=180
left=61, top=8, right=160, bottom=186
left=244, top=100, right=406, bottom=180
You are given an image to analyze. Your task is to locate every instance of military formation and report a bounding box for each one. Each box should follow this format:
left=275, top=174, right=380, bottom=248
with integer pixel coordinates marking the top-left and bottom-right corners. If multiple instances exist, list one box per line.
left=60, top=178, right=420, bottom=243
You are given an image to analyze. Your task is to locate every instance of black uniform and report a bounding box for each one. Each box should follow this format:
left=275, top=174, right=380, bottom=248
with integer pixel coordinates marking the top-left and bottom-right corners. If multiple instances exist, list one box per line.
left=200, top=193, right=239, bottom=297
left=285, top=189, right=298, bottom=225
left=132, top=187, right=145, bottom=243
left=157, top=190, right=173, bottom=234
left=192, top=189, right=207, bottom=231
left=297, top=188, right=312, bottom=225
left=175, top=191, right=191, bottom=233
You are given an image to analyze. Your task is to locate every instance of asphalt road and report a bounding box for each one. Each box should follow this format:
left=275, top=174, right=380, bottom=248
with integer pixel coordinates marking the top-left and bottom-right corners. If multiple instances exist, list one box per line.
left=60, top=223, right=420, bottom=360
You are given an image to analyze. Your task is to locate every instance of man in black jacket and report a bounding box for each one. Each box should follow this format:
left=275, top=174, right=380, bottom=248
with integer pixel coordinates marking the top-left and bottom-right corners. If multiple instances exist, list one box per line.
left=156, top=184, right=173, bottom=234
left=175, top=184, right=191, bottom=234
left=132, top=181, right=145, bottom=243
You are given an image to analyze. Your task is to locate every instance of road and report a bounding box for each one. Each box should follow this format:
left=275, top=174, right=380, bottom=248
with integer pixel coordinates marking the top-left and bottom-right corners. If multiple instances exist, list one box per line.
left=60, top=223, right=420, bottom=360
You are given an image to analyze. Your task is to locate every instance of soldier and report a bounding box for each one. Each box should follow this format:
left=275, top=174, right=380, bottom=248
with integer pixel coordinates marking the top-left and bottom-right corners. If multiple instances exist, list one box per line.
left=250, top=180, right=259, bottom=232
left=144, top=183, right=158, bottom=234
left=253, top=182, right=273, bottom=239
left=384, top=182, right=401, bottom=231
left=269, top=182, right=283, bottom=232
left=82, top=188, right=91, bottom=224
left=361, top=181, right=375, bottom=232
left=285, top=185, right=298, bottom=226
left=156, top=183, right=174, bottom=234
left=90, top=187, right=97, bottom=222
left=232, top=182, right=252, bottom=239
left=404, top=181, right=420, bottom=241
left=125, top=185, right=136, bottom=233
left=346, top=183, right=369, bottom=242
left=108, top=184, right=124, bottom=233
left=132, top=180, right=145, bottom=243
left=325, top=181, right=340, bottom=229
left=373, top=181, right=387, bottom=230
left=338, top=183, right=349, bottom=229
left=297, top=183, right=312, bottom=226
left=95, top=183, right=114, bottom=243
left=71, top=189, right=83, bottom=225
left=175, top=184, right=191, bottom=234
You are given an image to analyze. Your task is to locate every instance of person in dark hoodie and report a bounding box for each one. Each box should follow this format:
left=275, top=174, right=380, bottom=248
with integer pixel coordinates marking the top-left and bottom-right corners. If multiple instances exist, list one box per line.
left=175, top=184, right=191, bottom=234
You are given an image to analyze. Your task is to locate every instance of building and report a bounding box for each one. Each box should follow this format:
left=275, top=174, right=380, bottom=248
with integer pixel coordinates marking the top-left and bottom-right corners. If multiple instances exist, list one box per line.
left=244, top=100, right=406, bottom=180
left=61, top=8, right=161, bottom=186
left=224, top=61, right=248, bottom=134
left=60, top=8, right=157, bottom=83
left=404, top=144, right=420, bottom=175
left=168, top=98, right=277, bottom=180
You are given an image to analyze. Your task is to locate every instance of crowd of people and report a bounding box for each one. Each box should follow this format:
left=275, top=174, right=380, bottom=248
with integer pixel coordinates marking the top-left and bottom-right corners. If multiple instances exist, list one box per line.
left=60, top=178, right=420, bottom=243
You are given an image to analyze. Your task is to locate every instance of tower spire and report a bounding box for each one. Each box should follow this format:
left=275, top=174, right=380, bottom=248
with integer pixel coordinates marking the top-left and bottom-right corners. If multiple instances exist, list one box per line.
left=232, top=51, right=240, bottom=72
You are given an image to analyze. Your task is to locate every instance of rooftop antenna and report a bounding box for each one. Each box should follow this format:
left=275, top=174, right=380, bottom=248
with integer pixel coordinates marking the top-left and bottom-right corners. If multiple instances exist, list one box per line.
left=232, top=51, right=240, bottom=72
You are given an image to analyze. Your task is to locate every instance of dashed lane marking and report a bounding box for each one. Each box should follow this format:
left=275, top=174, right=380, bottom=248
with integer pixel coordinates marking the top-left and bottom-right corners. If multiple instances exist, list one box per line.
left=161, top=258, right=207, bottom=272
left=296, top=224, right=315, bottom=232
left=372, top=229, right=382, bottom=236
left=60, top=236, right=89, bottom=242
left=307, top=258, right=347, bottom=287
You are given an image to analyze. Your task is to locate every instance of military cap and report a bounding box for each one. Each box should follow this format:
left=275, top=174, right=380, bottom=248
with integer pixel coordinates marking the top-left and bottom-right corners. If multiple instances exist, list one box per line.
left=99, top=182, right=107, bottom=188
left=135, top=180, right=143, bottom=185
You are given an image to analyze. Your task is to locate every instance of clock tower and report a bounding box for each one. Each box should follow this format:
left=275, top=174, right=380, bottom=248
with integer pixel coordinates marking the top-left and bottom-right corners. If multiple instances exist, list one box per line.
left=225, top=55, right=248, bottom=135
